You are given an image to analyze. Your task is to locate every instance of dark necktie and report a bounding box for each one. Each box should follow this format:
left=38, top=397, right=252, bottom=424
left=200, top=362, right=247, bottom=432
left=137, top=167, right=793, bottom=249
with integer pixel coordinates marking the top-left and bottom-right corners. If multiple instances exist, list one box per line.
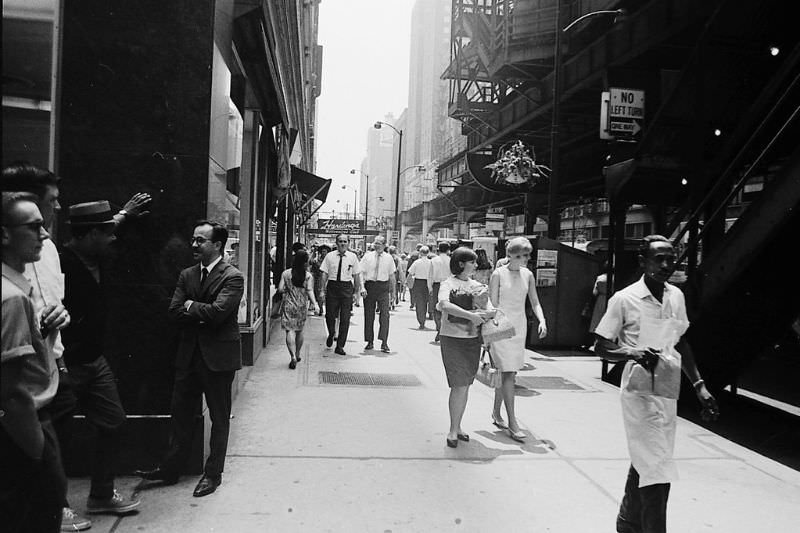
left=336, top=253, right=344, bottom=281
left=200, top=267, right=208, bottom=288
left=374, top=252, right=381, bottom=280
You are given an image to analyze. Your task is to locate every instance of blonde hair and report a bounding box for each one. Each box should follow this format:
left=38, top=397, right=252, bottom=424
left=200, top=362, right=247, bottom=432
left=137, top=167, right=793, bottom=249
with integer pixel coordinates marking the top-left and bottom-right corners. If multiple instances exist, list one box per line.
left=506, top=237, right=532, bottom=255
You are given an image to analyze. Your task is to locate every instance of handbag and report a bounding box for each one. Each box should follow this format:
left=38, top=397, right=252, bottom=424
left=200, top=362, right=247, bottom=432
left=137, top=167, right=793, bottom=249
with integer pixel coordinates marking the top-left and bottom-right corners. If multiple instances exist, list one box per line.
left=477, top=346, right=503, bottom=388
left=406, top=275, right=415, bottom=290
left=481, top=309, right=516, bottom=344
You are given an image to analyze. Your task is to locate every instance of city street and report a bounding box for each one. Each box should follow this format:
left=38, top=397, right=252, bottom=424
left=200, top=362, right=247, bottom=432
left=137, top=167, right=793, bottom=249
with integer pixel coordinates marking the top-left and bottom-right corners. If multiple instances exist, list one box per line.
left=69, top=302, right=800, bottom=532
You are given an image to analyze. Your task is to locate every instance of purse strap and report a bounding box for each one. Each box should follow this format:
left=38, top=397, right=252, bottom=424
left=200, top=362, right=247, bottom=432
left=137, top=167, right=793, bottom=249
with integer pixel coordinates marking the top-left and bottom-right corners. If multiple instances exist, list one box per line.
left=484, top=345, right=497, bottom=369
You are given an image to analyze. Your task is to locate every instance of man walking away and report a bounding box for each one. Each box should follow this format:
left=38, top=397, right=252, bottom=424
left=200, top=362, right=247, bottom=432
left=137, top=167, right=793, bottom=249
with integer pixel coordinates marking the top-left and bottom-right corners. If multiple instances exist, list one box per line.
left=359, top=236, right=396, bottom=353
left=428, top=242, right=451, bottom=342
left=594, top=235, right=719, bottom=533
left=407, top=245, right=432, bottom=329
left=1, top=192, right=64, bottom=533
left=319, top=234, right=361, bottom=356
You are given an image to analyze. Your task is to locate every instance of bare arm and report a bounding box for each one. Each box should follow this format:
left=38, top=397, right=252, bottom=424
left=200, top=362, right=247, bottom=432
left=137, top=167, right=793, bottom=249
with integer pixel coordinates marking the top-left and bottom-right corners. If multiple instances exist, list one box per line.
left=677, top=338, right=719, bottom=419
left=488, top=270, right=500, bottom=307
left=527, top=271, right=547, bottom=337
left=305, top=274, right=318, bottom=308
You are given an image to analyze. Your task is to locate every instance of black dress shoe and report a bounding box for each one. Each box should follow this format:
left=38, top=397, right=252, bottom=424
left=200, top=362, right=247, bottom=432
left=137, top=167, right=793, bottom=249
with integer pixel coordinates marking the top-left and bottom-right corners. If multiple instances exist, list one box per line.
left=334, top=347, right=346, bottom=356
left=381, top=344, right=390, bottom=353
left=134, top=466, right=179, bottom=485
left=326, top=334, right=334, bottom=347
left=365, top=342, right=374, bottom=350
left=193, top=474, right=221, bottom=497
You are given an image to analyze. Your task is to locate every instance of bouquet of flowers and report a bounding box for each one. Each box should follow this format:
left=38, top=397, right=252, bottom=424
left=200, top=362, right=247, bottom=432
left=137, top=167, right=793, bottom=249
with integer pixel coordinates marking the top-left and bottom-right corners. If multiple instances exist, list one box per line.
left=447, top=284, right=489, bottom=324
left=485, top=140, right=551, bottom=187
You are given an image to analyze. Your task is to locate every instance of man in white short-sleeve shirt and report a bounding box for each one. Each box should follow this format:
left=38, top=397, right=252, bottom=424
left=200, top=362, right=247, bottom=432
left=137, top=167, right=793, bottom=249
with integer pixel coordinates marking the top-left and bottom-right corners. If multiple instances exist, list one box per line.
left=407, top=245, right=432, bottom=329
left=358, top=236, right=396, bottom=352
left=320, top=234, right=361, bottom=355
left=594, top=235, right=718, bottom=533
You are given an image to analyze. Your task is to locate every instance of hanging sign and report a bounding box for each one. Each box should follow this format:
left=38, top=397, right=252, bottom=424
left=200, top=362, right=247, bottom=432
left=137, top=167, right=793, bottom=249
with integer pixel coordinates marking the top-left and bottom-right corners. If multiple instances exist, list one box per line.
left=607, top=87, right=645, bottom=139
left=314, top=218, right=364, bottom=234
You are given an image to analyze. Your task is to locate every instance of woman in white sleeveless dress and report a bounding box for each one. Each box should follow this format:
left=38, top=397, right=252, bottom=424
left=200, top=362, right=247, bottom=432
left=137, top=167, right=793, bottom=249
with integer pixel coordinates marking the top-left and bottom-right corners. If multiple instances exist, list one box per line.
left=488, top=237, right=547, bottom=441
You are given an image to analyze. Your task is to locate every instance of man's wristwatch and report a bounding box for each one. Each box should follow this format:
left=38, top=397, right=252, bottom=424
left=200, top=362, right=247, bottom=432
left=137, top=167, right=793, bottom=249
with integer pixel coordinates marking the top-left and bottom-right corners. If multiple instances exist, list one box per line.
left=118, top=209, right=128, bottom=217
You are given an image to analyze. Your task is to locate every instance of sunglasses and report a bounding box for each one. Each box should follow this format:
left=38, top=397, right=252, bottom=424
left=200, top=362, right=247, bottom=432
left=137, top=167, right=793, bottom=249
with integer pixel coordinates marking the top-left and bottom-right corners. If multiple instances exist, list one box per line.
left=9, top=221, right=46, bottom=233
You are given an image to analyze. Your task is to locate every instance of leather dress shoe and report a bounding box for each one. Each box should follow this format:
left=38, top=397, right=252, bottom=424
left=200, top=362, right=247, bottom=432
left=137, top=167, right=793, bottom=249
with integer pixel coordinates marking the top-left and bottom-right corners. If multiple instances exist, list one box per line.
left=134, top=466, right=178, bottom=485
left=193, top=474, right=221, bottom=497
left=365, top=342, right=374, bottom=350
left=326, top=334, right=334, bottom=347
left=381, top=343, right=390, bottom=353
left=334, top=347, right=346, bottom=356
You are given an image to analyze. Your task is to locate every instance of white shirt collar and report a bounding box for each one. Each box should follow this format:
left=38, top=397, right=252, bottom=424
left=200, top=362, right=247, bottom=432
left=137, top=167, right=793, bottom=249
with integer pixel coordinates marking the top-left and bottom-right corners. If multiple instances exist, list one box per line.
left=630, top=275, right=674, bottom=300
left=201, top=255, right=223, bottom=273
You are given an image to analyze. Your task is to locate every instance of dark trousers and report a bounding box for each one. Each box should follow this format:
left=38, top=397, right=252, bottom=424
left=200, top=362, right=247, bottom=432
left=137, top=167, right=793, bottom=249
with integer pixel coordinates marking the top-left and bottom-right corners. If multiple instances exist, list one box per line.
left=616, top=465, right=671, bottom=533
left=325, top=281, right=354, bottom=349
left=50, top=356, right=126, bottom=500
left=411, top=282, right=429, bottom=326
left=163, top=350, right=235, bottom=478
left=363, top=280, right=391, bottom=343
left=429, top=281, right=442, bottom=333
left=0, top=413, right=65, bottom=533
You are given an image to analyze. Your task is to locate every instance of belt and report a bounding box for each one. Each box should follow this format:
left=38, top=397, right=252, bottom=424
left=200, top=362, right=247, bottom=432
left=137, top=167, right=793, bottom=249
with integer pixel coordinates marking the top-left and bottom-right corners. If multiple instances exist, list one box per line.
left=365, top=280, right=390, bottom=284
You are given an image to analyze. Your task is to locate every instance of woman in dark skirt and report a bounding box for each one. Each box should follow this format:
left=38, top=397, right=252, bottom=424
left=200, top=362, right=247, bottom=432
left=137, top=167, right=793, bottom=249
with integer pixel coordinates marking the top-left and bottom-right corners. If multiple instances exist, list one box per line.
left=437, top=247, right=495, bottom=448
left=279, top=250, right=319, bottom=369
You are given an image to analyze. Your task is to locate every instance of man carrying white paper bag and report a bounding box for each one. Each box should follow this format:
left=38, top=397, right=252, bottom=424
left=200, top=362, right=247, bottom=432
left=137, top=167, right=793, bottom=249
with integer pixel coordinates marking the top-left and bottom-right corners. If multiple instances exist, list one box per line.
left=594, top=235, right=719, bottom=533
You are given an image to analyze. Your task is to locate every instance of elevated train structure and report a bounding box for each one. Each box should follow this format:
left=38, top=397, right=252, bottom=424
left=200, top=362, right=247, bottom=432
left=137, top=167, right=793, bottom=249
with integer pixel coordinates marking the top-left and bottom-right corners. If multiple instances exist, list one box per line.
left=433, top=0, right=799, bottom=447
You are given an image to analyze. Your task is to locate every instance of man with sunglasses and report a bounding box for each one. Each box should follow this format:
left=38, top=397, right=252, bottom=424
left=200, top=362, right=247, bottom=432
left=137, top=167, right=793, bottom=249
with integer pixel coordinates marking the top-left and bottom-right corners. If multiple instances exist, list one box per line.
left=320, top=234, right=361, bottom=355
left=1, top=192, right=63, bottom=532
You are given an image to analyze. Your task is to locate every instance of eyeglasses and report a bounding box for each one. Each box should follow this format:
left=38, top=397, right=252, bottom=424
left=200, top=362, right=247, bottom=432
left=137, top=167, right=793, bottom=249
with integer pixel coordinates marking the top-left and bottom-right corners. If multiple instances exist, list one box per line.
left=9, top=221, right=46, bottom=233
left=190, top=236, right=210, bottom=244
left=336, top=240, right=348, bottom=244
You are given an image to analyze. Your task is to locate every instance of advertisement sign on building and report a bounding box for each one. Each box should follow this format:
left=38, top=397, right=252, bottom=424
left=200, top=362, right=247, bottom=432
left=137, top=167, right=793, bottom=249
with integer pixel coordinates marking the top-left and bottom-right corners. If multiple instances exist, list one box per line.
left=485, top=207, right=505, bottom=233
left=308, top=218, right=378, bottom=235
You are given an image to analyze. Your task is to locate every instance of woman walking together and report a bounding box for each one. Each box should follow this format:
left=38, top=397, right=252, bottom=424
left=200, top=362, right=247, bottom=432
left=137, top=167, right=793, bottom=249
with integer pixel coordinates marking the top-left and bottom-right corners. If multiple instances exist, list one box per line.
left=488, top=237, right=547, bottom=442
left=279, top=250, right=319, bottom=369
left=472, top=248, right=493, bottom=285
left=437, top=247, right=495, bottom=448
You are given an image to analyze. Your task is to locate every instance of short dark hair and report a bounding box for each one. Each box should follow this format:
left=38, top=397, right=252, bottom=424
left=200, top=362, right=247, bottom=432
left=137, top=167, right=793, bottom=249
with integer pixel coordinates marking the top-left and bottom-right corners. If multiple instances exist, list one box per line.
left=1, top=161, right=60, bottom=199
left=2, top=191, right=39, bottom=225
left=638, top=234, right=671, bottom=257
left=291, top=241, right=306, bottom=253
left=335, top=234, right=349, bottom=243
left=195, top=219, right=228, bottom=252
left=438, top=242, right=450, bottom=254
left=450, top=246, right=477, bottom=275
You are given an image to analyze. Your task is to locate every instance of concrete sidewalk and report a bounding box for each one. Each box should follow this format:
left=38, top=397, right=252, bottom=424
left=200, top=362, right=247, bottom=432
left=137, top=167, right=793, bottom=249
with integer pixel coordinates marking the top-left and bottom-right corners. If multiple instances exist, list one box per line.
left=69, top=301, right=800, bottom=532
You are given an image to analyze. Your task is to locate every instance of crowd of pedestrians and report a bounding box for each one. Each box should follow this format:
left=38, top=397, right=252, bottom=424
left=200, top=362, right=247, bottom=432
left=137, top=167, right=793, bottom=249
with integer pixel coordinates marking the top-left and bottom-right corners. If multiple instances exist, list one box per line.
left=1, top=162, right=721, bottom=532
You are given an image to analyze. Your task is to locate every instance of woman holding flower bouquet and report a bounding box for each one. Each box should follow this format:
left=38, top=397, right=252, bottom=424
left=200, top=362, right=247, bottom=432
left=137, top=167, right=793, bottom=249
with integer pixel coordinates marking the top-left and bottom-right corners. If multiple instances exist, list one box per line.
left=437, top=247, right=496, bottom=448
left=489, top=237, right=547, bottom=442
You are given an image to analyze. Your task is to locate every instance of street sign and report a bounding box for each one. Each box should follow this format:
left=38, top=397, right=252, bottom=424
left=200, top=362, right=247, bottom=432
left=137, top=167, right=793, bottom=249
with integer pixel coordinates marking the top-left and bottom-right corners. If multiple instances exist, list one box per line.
left=315, top=218, right=364, bottom=235
left=390, top=230, right=400, bottom=241
left=607, top=87, right=645, bottom=140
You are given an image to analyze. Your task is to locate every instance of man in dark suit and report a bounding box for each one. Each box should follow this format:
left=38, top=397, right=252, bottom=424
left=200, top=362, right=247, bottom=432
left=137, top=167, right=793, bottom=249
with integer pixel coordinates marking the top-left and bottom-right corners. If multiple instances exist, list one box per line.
left=136, top=220, right=243, bottom=497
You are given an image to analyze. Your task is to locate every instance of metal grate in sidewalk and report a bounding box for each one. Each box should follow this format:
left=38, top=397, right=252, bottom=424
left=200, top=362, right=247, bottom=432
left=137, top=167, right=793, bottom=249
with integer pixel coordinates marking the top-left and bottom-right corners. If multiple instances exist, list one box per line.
left=319, top=371, right=422, bottom=387
left=515, top=376, right=585, bottom=390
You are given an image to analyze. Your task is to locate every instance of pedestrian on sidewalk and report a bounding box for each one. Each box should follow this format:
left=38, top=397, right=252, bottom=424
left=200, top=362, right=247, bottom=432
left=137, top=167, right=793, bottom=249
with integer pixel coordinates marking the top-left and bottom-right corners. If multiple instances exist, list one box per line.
left=397, top=253, right=408, bottom=302
left=279, top=250, right=319, bottom=369
left=406, top=250, right=420, bottom=309
left=137, top=220, right=244, bottom=498
left=437, top=247, right=495, bottom=448
left=488, top=237, right=547, bottom=442
left=320, top=234, right=361, bottom=356
left=428, top=242, right=451, bottom=342
left=58, top=201, right=145, bottom=515
left=387, top=245, right=400, bottom=310
left=359, top=236, right=396, bottom=353
left=1, top=192, right=63, bottom=533
left=472, top=248, right=493, bottom=285
left=310, top=244, right=330, bottom=316
left=594, top=235, right=719, bottom=533
left=407, top=245, right=432, bottom=329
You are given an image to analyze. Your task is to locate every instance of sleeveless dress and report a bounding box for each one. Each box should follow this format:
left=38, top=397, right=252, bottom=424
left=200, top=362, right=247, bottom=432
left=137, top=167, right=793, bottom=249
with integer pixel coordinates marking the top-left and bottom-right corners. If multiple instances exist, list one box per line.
left=490, top=266, right=532, bottom=372
left=281, top=270, right=312, bottom=331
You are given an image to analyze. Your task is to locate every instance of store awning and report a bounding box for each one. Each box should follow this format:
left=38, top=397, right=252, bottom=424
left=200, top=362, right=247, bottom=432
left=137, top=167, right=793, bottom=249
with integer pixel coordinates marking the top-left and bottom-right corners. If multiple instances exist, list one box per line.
left=291, top=165, right=332, bottom=224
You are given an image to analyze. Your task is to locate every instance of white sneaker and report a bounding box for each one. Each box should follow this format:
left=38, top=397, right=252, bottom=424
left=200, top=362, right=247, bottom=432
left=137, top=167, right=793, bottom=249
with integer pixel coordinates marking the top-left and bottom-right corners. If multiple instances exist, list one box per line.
left=61, top=507, right=92, bottom=531
left=86, top=490, right=140, bottom=514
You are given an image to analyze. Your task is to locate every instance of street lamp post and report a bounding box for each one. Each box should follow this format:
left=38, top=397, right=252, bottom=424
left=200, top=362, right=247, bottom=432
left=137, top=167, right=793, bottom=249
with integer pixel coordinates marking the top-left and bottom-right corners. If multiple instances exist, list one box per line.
left=350, top=169, right=369, bottom=228
left=548, top=5, right=626, bottom=239
left=374, top=121, right=403, bottom=236
left=341, top=184, right=357, bottom=219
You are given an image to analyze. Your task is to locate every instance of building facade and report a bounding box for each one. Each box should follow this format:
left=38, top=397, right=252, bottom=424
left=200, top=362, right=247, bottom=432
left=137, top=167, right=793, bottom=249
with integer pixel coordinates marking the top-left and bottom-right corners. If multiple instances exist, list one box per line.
left=2, top=0, right=326, bottom=472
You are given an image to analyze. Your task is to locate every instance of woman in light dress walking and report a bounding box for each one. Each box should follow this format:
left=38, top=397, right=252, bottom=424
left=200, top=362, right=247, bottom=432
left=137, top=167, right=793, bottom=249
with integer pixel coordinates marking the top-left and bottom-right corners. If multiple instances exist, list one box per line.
left=278, top=250, right=319, bottom=369
left=488, top=237, right=547, bottom=441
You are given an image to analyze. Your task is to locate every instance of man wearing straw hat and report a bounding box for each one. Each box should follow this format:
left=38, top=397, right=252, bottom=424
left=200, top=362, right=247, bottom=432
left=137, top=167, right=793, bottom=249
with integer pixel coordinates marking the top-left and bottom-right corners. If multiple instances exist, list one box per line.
left=58, top=200, right=141, bottom=515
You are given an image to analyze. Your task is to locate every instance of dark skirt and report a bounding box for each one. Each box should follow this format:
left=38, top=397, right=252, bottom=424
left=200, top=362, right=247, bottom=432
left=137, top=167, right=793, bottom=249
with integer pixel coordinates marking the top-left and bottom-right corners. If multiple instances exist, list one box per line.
left=440, top=335, right=482, bottom=387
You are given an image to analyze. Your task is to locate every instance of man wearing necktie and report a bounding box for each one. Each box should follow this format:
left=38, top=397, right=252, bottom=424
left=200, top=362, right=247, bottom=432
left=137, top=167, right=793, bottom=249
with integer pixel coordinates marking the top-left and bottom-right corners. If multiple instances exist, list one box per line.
left=320, top=234, right=361, bottom=355
left=359, top=236, right=396, bottom=353
left=137, top=220, right=243, bottom=498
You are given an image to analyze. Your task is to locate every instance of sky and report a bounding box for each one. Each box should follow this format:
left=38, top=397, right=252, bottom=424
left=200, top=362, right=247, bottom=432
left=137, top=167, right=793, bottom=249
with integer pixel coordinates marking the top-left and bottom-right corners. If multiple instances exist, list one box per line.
left=314, top=0, right=416, bottom=217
